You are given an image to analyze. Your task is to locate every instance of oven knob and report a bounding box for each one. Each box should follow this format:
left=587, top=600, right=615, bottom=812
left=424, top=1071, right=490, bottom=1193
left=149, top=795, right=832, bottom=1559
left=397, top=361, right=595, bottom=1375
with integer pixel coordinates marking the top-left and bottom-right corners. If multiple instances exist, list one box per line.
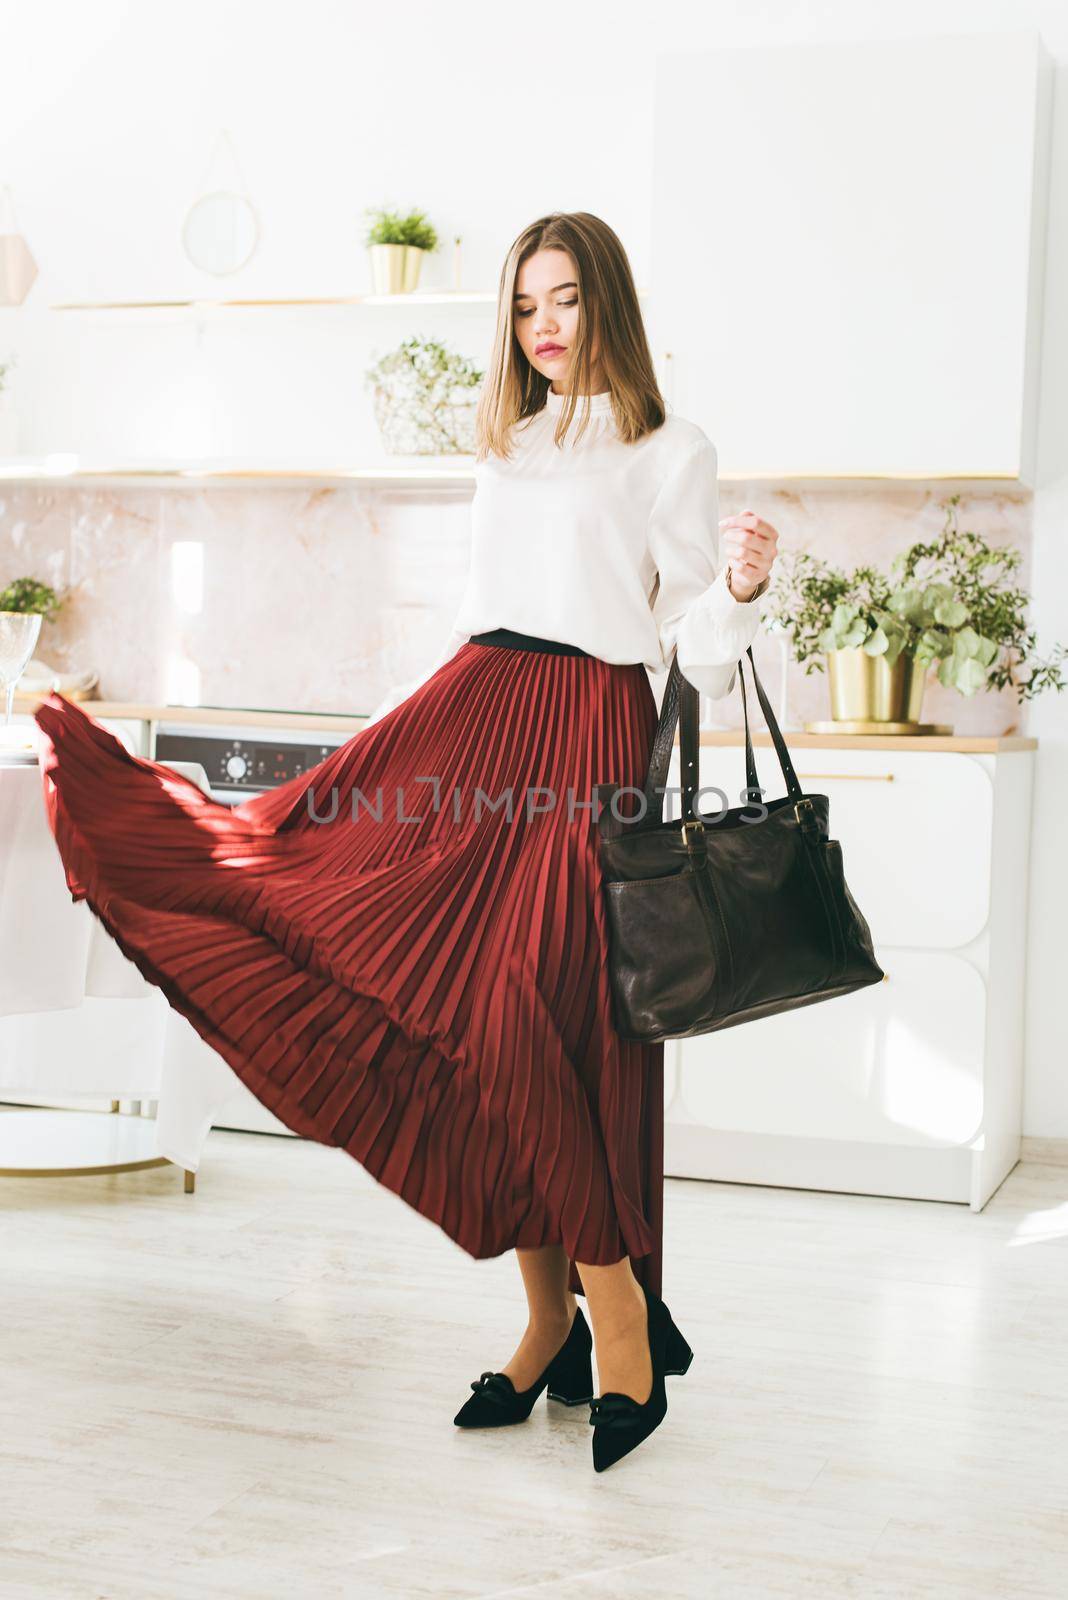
left=226, top=754, right=248, bottom=780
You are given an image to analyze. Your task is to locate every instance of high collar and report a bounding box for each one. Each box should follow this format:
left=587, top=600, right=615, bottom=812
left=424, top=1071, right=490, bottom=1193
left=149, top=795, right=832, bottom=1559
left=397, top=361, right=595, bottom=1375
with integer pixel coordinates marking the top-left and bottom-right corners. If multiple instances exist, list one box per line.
left=543, top=385, right=615, bottom=418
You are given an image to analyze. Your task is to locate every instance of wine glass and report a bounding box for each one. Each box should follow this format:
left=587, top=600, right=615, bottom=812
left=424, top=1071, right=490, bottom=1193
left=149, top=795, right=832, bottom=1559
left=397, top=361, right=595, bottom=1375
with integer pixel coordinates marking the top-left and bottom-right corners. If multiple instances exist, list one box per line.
left=0, top=609, right=43, bottom=729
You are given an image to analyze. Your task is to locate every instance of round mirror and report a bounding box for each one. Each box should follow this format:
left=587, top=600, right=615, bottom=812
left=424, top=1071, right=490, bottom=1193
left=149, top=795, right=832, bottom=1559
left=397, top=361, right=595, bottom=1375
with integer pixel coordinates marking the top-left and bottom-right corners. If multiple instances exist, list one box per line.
left=181, top=190, right=259, bottom=276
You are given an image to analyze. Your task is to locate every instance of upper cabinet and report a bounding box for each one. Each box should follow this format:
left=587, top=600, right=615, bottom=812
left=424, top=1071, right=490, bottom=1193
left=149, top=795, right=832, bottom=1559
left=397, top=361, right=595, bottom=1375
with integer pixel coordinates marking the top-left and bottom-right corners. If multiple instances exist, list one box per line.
left=649, top=31, right=1052, bottom=480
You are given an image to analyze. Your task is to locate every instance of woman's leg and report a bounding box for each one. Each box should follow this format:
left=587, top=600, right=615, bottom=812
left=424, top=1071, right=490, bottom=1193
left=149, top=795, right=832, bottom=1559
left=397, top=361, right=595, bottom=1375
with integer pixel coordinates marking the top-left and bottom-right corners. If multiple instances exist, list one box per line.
left=575, top=1256, right=652, bottom=1405
left=499, top=1245, right=580, bottom=1390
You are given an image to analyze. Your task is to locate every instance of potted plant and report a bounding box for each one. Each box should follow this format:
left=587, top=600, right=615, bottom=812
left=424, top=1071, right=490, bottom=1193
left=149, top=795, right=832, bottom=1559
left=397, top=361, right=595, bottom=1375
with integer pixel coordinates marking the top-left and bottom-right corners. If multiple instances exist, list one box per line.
left=0, top=576, right=63, bottom=725
left=366, top=335, right=483, bottom=456
left=764, top=496, right=1065, bottom=731
left=363, top=205, right=439, bottom=294
left=0, top=575, right=63, bottom=625
left=0, top=352, right=18, bottom=456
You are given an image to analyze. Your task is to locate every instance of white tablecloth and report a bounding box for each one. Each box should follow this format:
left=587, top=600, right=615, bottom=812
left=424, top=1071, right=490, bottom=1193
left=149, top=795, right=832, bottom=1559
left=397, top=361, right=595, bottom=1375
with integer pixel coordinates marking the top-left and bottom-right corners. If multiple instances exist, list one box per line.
left=0, top=752, right=249, bottom=1170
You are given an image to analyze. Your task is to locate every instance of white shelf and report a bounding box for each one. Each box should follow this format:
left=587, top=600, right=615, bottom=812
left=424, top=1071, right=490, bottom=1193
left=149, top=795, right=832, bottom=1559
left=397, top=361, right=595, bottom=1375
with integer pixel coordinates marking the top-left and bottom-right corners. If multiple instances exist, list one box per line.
left=49, top=288, right=650, bottom=312
left=0, top=456, right=479, bottom=487
left=0, top=1108, right=174, bottom=1178
left=0, top=457, right=1024, bottom=488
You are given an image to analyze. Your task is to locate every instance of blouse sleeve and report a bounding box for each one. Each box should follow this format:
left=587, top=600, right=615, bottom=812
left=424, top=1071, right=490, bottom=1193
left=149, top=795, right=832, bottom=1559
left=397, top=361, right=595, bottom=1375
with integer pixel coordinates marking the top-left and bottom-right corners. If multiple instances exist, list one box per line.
left=647, top=434, right=769, bottom=700
left=362, top=618, right=471, bottom=729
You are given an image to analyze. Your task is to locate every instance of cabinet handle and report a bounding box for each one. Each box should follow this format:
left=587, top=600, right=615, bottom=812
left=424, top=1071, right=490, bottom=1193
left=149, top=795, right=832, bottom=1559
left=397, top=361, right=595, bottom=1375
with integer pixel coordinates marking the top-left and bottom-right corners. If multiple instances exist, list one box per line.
left=795, top=771, right=897, bottom=783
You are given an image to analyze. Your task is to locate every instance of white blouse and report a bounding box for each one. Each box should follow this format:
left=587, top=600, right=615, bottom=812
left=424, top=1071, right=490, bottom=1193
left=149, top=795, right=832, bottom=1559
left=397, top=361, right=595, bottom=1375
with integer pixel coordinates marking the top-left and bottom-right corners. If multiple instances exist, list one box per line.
left=365, top=387, right=768, bottom=726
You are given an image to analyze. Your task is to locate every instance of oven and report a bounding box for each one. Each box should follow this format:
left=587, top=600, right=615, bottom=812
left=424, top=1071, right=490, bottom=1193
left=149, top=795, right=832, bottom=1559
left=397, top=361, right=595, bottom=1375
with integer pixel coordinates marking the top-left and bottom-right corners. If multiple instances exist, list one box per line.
left=151, top=718, right=352, bottom=806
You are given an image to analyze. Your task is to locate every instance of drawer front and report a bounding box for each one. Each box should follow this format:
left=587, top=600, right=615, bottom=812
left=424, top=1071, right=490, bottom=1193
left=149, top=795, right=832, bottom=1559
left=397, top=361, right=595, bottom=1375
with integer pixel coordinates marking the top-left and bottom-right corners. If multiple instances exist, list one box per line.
left=665, top=745, right=992, bottom=949
left=666, top=949, right=985, bottom=1147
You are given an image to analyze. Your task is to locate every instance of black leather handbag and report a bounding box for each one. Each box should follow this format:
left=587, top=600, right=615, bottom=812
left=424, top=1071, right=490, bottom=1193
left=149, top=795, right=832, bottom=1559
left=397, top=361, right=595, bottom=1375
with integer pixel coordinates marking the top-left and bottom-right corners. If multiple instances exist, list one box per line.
left=595, top=644, right=885, bottom=1043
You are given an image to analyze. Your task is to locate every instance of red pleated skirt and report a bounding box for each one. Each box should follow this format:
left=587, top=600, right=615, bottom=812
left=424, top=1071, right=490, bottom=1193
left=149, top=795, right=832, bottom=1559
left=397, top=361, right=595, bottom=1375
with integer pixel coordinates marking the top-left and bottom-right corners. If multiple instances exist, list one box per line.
left=32, top=639, right=665, bottom=1298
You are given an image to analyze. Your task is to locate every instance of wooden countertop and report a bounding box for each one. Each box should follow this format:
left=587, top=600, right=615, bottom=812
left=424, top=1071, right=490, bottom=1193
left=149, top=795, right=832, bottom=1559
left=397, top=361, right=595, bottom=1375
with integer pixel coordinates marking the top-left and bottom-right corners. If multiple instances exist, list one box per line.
left=15, top=691, right=375, bottom=732
left=14, top=692, right=1037, bottom=750
left=15, top=694, right=371, bottom=735
left=693, top=729, right=1036, bottom=751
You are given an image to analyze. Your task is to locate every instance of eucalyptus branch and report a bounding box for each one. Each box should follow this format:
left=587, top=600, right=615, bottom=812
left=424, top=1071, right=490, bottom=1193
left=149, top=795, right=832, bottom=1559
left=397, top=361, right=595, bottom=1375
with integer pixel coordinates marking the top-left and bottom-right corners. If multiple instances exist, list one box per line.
left=762, top=496, right=1065, bottom=703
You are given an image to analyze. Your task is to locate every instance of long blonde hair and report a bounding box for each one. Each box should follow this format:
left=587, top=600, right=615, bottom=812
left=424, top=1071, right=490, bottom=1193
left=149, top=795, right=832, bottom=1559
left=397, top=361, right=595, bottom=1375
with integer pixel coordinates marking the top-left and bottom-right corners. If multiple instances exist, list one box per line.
left=474, top=211, right=666, bottom=462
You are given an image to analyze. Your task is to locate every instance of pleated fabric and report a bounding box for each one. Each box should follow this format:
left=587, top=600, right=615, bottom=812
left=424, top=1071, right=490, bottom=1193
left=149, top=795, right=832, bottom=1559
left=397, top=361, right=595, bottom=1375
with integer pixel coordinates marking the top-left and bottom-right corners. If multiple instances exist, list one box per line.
left=32, top=641, right=665, bottom=1298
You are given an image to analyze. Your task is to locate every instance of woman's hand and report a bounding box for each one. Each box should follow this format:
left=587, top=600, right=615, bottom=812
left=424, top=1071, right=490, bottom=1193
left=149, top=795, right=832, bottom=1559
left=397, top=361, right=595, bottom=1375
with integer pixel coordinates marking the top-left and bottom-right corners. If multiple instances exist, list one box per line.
left=719, top=510, right=779, bottom=602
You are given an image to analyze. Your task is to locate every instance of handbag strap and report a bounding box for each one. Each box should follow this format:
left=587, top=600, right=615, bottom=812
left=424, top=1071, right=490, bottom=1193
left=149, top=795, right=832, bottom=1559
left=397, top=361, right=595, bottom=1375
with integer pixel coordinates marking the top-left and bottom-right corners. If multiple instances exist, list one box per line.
left=643, top=644, right=806, bottom=825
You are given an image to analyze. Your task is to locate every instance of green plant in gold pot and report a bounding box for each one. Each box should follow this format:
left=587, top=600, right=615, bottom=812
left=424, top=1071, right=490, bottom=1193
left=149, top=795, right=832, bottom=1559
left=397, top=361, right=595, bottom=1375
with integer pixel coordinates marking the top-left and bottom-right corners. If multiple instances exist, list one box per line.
left=363, top=205, right=439, bottom=294
left=764, top=497, right=1065, bottom=733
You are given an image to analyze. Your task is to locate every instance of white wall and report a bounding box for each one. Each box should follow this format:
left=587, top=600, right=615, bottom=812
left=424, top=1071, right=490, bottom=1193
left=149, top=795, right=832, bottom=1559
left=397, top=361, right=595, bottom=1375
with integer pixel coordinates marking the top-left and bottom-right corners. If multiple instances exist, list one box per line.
left=1, top=0, right=666, bottom=462
left=3, top=0, right=1066, bottom=1135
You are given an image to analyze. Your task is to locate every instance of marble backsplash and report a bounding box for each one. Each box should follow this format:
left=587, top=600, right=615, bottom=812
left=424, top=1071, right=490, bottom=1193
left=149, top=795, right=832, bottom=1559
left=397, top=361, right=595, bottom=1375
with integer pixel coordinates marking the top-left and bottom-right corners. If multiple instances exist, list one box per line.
left=0, top=480, right=1035, bottom=736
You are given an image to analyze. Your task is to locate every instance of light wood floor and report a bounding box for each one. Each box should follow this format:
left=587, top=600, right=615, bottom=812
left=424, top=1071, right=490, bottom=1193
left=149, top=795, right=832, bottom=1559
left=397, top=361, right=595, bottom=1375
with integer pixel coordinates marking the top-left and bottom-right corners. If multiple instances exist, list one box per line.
left=2, top=1125, right=1067, bottom=1599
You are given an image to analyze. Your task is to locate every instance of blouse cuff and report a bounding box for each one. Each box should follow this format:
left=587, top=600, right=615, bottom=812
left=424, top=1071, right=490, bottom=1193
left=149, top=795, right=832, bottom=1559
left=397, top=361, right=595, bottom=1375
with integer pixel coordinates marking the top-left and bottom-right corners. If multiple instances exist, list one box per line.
left=363, top=626, right=470, bottom=729
left=723, top=566, right=771, bottom=605
left=674, top=565, right=768, bottom=700
left=685, top=563, right=768, bottom=640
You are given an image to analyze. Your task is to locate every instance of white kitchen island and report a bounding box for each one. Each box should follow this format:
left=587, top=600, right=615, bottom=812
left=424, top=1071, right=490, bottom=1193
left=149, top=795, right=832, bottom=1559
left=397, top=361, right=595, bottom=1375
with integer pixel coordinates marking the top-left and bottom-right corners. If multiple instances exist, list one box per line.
left=1, top=705, right=1039, bottom=1211
left=0, top=743, right=224, bottom=1186
left=661, top=729, right=1038, bottom=1211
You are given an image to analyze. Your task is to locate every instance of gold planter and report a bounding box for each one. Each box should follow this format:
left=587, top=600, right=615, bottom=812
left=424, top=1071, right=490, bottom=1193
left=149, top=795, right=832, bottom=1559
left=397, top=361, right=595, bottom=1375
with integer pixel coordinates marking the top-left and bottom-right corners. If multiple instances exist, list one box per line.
left=804, top=646, right=952, bottom=736
left=368, top=243, right=426, bottom=294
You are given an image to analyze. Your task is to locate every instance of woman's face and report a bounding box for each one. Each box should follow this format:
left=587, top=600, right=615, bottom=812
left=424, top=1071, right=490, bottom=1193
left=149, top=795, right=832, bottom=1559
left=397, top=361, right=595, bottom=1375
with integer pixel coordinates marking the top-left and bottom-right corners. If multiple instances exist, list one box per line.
left=513, top=248, right=602, bottom=393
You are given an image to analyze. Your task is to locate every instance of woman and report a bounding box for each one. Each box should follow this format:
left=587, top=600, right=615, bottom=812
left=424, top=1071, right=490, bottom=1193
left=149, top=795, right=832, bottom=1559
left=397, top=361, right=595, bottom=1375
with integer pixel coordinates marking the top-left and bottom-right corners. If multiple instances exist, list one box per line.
left=33, top=211, right=778, bottom=1473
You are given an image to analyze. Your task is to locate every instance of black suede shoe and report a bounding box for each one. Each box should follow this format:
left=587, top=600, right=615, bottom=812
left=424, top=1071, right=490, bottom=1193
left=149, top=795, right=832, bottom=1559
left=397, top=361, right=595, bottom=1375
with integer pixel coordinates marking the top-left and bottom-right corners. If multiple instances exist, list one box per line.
left=453, top=1305, right=595, bottom=1428
left=663, top=1313, right=694, bottom=1376
left=589, top=1286, right=690, bottom=1471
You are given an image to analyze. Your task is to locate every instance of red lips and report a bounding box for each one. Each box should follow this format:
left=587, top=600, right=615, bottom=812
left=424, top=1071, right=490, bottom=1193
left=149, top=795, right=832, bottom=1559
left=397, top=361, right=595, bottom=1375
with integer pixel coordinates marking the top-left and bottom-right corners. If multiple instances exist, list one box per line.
left=536, top=343, right=565, bottom=355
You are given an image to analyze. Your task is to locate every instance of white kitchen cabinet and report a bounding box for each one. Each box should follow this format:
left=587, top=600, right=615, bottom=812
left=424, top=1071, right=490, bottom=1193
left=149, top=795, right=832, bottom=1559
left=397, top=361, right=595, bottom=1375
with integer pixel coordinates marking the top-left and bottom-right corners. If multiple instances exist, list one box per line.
left=650, top=30, right=1052, bottom=480
left=660, top=734, right=1036, bottom=1209
left=10, top=708, right=148, bottom=756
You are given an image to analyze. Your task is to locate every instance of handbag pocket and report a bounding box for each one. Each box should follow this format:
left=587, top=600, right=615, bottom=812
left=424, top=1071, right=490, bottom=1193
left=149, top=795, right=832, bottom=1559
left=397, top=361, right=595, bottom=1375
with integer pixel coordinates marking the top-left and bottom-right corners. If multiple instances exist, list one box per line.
left=603, top=866, right=728, bottom=1039
left=819, top=838, right=883, bottom=984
